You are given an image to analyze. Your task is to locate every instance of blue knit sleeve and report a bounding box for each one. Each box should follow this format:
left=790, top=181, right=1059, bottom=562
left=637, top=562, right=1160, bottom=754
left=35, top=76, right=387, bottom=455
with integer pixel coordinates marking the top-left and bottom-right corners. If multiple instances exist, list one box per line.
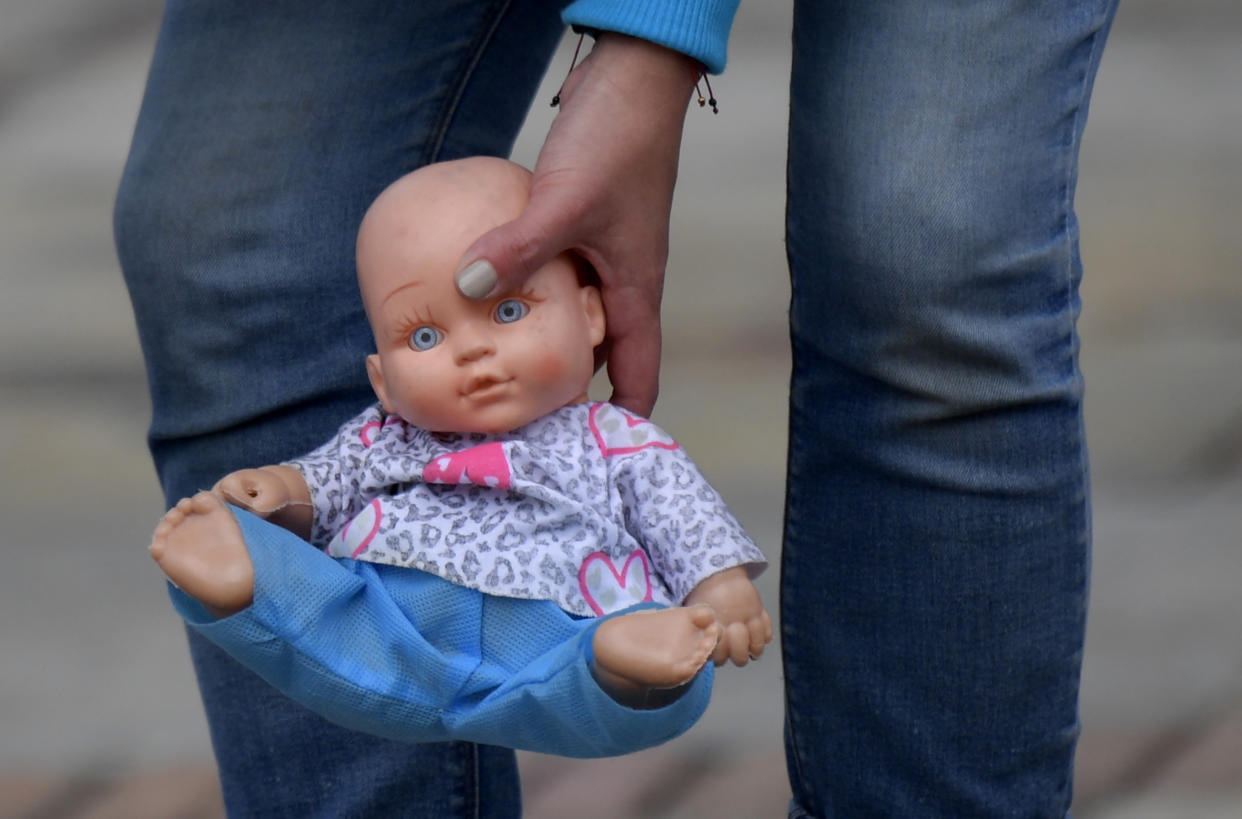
left=561, top=0, right=741, bottom=74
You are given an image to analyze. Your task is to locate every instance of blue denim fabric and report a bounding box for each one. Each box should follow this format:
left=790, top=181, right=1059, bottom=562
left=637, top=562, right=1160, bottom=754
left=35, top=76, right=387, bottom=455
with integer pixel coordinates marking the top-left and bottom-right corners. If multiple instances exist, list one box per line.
left=114, top=1, right=566, bottom=815
left=783, top=1, right=1117, bottom=815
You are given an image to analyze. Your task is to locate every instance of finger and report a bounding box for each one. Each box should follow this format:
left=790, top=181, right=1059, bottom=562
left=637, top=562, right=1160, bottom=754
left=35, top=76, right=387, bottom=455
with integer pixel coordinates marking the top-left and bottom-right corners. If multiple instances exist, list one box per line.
left=214, top=473, right=250, bottom=500
left=215, top=471, right=268, bottom=510
left=212, top=476, right=239, bottom=500
left=748, top=615, right=771, bottom=660
left=455, top=197, right=578, bottom=300
left=603, top=318, right=661, bottom=418
left=725, top=623, right=752, bottom=667
left=711, top=628, right=732, bottom=667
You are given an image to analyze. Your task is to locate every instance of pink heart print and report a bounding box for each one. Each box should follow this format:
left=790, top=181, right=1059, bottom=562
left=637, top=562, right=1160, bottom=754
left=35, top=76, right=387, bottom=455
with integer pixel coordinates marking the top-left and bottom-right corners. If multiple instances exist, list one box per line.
left=359, top=417, right=402, bottom=448
left=588, top=403, right=678, bottom=457
left=422, top=441, right=512, bottom=490
left=339, top=498, right=383, bottom=559
left=578, top=549, right=654, bottom=616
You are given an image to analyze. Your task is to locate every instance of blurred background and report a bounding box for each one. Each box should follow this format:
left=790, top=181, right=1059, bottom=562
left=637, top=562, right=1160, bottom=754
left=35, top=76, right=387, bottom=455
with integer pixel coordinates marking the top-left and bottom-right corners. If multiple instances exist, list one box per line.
left=1, top=1, right=1238, bottom=817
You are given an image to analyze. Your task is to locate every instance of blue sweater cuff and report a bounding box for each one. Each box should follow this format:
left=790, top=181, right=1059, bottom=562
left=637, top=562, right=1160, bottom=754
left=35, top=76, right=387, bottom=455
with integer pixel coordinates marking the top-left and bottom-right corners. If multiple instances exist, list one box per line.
left=561, top=0, right=741, bottom=74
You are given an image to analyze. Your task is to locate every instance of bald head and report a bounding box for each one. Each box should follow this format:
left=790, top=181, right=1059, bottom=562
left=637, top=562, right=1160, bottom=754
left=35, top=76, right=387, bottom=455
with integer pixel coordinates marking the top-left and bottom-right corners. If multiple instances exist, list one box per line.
left=356, top=157, right=532, bottom=323
left=355, top=158, right=607, bottom=434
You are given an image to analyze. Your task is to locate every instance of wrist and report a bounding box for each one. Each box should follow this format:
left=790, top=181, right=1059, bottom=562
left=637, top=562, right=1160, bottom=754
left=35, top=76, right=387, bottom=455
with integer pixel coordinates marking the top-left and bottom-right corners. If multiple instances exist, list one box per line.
left=565, top=32, right=701, bottom=113
left=593, top=32, right=702, bottom=85
left=268, top=465, right=311, bottom=504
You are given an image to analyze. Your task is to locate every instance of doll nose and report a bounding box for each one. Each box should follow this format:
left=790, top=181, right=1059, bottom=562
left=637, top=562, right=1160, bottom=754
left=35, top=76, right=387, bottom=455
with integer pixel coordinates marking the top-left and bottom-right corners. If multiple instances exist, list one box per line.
left=453, top=322, right=495, bottom=363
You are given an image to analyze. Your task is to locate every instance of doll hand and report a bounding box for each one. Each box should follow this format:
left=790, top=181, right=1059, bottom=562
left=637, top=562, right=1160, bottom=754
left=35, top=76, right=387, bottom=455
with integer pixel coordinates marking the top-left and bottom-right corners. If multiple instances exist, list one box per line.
left=455, top=33, right=700, bottom=418
left=214, top=468, right=293, bottom=514
left=683, top=566, right=773, bottom=667
left=212, top=466, right=312, bottom=539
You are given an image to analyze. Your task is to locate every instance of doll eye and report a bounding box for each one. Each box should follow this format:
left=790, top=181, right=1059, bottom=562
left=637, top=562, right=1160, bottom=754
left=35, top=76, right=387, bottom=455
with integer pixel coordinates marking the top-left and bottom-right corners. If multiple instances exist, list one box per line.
left=408, top=326, right=442, bottom=351
left=494, top=299, right=529, bottom=324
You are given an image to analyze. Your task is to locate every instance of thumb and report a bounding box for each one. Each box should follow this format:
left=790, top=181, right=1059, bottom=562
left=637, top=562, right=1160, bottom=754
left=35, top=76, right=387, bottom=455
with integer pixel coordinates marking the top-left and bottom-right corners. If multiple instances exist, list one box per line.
left=454, top=202, right=573, bottom=300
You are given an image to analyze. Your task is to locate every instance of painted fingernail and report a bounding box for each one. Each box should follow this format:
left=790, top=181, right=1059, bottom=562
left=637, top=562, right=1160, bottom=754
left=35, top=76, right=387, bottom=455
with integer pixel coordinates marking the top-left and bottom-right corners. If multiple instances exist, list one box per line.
left=455, top=260, right=498, bottom=299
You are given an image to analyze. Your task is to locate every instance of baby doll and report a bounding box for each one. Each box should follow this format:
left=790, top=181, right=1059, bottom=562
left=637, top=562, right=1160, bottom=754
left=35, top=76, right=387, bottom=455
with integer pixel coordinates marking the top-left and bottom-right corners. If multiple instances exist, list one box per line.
left=149, top=157, right=771, bottom=759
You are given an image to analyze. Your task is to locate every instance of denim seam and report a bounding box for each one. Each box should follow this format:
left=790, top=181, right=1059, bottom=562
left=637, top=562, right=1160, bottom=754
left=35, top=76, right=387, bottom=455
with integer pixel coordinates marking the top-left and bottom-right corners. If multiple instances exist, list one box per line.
left=1062, top=1, right=1118, bottom=320
left=1060, top=7, right=1116, bottom=807
left=422, top=0, right=515, bottom=165
left=779, top=385, right=818, bottom=816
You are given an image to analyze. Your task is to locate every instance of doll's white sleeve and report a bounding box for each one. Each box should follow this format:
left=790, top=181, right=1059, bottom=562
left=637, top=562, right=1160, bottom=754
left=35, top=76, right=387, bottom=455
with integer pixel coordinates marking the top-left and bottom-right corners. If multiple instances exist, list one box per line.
left=282, top=406, right=385, bottom=548
left=613, top=435, right=767, bottom=604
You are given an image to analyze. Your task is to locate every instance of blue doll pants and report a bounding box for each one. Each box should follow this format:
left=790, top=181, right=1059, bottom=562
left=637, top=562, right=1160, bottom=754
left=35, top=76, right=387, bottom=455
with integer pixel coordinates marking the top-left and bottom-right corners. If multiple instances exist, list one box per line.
left=169, top=507, right=711, bottom=760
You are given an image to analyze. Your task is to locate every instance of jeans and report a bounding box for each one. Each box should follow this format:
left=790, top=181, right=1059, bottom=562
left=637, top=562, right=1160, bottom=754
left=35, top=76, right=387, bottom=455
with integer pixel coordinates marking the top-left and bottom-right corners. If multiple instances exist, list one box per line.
left=783, top=1, right=1117, bottom=815
left=114, top=0, right=566, bottom=815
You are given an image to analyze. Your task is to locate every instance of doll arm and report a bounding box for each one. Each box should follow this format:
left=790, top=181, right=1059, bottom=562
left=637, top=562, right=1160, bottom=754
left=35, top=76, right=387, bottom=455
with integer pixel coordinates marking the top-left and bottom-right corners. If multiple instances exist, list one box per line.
left=683, top=565, right=772, bottom=667
left=213, top=465, right=313, bottom=541
left=609, top=425, right=768, bottom=617
left=618, top=440, right=771, bottom=665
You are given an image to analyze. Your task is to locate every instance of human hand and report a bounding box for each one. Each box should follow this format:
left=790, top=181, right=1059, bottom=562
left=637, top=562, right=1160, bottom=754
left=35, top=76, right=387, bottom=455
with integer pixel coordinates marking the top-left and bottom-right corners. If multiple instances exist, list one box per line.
left=455, top=33, right=701, bottom=417
left=683, top=566, right=773, bottom=667
left=212, top=466, right=312, bottom=539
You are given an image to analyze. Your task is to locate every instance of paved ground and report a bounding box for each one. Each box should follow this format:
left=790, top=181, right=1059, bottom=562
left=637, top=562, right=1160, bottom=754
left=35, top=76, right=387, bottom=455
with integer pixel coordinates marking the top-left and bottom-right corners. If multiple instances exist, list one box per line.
left=1, top=1, right=1239, bottom=816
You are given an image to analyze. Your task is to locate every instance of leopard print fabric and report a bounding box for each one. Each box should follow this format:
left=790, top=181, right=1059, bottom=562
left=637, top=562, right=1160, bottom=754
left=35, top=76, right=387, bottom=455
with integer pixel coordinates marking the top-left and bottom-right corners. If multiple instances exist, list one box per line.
left=285, top=402, right=766, bottom=618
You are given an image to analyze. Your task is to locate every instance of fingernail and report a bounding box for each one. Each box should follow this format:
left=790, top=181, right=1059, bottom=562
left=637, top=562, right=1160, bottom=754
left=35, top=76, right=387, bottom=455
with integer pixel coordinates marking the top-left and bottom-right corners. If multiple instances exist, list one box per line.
left=455, top=260, right=498, bottom=299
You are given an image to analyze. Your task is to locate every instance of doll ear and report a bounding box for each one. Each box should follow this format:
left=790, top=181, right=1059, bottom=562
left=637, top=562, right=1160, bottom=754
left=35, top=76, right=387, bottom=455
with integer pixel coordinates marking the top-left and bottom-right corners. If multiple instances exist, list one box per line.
left=366, top=354, right=396, bottom=414
left=581, top=285, right=606, bottom=348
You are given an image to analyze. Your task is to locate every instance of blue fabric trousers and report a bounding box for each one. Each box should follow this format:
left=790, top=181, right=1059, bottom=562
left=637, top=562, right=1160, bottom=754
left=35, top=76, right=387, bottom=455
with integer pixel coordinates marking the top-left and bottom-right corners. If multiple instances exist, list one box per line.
left=169, top=507, right=710, bottom=760
left=783, top=1, right=1117, bottom=816
left=115, top=0, right=1119, bottom=815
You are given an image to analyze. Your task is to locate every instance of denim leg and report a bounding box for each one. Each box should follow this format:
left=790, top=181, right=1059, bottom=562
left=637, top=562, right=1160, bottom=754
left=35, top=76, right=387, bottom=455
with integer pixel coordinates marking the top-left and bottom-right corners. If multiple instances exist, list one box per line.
left=114, top=1, right=565, bottom=815
left=784, top=1, right=1117, bottom=815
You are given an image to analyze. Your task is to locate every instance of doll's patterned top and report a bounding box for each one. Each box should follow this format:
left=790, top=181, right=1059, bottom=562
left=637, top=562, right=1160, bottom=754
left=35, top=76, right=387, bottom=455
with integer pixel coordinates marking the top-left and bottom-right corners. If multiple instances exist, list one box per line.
left=285, top=402, right=766, bottom=618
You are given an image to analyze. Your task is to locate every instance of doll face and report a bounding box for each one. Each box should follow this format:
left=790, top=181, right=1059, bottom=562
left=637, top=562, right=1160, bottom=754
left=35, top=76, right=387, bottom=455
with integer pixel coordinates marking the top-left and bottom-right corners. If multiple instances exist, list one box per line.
left=365, top=256, right=604, bottom=434
left=358, top=159, right=604, bottom=434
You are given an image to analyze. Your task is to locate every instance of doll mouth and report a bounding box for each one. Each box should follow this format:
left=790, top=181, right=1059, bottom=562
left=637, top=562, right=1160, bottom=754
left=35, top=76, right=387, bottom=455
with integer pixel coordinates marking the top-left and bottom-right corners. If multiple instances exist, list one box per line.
left=462, top=375, right=512, bottom=399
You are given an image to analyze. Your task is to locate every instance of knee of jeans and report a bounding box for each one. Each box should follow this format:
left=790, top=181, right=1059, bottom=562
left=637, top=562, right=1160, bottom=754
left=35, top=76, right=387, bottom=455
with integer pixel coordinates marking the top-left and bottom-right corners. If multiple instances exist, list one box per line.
left=788, top=191, right=1082, bottom=417
left=789, top=278, right=1083, bottom=419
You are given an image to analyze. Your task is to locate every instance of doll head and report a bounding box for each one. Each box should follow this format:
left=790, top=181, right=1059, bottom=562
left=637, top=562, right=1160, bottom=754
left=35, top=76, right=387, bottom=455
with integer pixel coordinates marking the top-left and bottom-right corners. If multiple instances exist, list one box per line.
left=357, top=157, right=606, bottom=434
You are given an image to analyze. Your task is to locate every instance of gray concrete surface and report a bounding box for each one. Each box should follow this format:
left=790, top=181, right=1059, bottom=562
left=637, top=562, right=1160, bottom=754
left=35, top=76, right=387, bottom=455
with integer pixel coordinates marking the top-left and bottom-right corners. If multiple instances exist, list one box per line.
left=1, top=1, right=1239, bottom=816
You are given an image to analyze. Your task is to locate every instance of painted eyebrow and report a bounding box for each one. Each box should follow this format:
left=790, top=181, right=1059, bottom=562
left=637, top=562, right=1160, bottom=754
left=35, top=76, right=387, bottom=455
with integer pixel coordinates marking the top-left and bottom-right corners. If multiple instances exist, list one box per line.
left=380, top=280, right=424, bottom=308
left=512, top=283, right=545, bottom=301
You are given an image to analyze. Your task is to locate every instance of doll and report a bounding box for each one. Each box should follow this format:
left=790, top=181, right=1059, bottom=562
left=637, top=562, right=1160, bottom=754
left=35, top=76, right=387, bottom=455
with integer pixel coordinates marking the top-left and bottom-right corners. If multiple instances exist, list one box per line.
left=149, top=157, right=771, bottom=758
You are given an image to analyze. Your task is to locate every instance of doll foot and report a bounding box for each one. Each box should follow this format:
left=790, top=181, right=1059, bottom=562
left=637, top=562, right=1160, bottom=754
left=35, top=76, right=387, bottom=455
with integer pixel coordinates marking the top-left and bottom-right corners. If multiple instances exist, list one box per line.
left=149, top=491, right=255, bottom=618
left=591, top=605, right=720, bottom=708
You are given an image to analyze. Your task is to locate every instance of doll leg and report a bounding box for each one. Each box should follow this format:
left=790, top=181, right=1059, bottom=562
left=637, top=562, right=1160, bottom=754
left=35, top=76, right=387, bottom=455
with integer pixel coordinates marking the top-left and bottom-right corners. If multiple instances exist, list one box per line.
left=150, top=491, right=254, bottom=618
left=173, top=507, right=714, bottom=759
left=114, top=0, right=565, bottom=814
left=783, top=0, right=1117, bottom=815
left=589, top=605, right=720, bottom=705
left=449, top=595, right=718, bottom=758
